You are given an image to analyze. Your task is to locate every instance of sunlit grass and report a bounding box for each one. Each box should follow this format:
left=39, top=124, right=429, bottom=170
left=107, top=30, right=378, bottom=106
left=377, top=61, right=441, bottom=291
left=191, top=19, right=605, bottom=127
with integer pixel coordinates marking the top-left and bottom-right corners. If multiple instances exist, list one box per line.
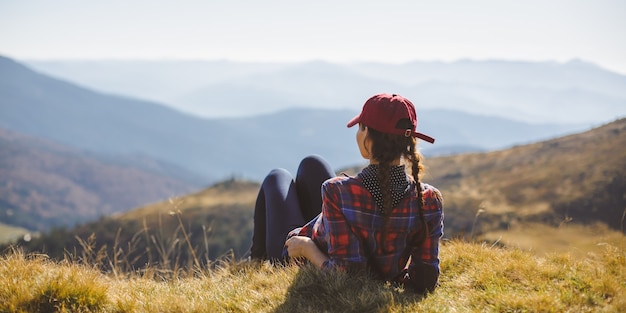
left=0, top=250, right=108, bottom=312
left=481, top=222, right=626, bottom=258
left=2, top=239, right=624, bottom=312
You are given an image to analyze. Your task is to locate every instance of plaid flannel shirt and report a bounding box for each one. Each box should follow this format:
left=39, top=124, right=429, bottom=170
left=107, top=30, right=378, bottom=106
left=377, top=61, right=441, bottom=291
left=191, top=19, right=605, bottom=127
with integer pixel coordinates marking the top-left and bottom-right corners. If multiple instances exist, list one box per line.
left=285, top=166, right=444, bottom=285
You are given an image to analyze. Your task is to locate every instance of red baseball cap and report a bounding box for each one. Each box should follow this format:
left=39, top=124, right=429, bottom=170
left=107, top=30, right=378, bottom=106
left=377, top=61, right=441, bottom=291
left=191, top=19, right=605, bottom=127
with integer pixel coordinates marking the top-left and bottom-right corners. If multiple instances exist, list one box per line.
left=347, top=93, right=435, bottom=143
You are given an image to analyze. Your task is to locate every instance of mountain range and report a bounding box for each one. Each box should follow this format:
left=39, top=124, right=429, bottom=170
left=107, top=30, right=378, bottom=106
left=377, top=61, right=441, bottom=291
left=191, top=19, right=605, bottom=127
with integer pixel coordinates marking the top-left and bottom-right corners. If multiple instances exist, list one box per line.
left=2, top=54, right=626, bottom=235
left=25, top=58, right=626, bottom=124
left=0, top=55, right=601, bottom=183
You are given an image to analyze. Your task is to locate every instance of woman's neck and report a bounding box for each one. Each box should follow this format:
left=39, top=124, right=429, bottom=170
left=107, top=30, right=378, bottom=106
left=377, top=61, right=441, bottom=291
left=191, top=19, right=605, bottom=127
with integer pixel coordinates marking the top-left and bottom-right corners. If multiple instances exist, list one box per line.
left=368, top=158, right=402, bottom=166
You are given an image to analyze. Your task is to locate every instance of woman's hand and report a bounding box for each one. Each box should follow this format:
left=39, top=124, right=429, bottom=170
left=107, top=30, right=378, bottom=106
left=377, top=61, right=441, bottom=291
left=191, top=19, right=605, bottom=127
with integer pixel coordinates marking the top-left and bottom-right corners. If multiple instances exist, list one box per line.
left=285, top=236, right=312, bottom=258
left=285, top=236, right=329, bottom=268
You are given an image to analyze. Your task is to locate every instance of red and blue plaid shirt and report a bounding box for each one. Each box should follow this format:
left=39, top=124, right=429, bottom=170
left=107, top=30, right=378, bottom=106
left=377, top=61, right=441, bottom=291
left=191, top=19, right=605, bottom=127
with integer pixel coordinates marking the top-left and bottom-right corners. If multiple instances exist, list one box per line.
left=285, top=165, right=444, bottom=285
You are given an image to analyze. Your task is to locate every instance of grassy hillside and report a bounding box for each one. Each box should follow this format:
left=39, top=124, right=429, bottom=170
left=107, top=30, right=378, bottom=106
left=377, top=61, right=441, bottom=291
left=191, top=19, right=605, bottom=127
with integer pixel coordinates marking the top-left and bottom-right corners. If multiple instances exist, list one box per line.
left=2, top=119, right=626, bottom=312
left=427, top=117, right=626, bottom=236
left=7, top=179, right=260, bottom=268
left=1, top=240, right=624, bottom=312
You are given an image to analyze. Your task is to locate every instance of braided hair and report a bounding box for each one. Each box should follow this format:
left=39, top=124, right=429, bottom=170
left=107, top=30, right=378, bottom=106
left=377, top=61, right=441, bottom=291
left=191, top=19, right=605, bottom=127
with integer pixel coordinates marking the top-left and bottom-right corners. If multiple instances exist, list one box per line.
left=365, top=120, right=428, bottom=250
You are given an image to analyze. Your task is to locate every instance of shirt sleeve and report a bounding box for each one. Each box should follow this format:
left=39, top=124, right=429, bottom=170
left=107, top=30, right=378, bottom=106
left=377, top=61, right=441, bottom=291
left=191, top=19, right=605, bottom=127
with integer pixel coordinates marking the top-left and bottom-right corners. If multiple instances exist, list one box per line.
left=318, top=180, right=367, bottom=270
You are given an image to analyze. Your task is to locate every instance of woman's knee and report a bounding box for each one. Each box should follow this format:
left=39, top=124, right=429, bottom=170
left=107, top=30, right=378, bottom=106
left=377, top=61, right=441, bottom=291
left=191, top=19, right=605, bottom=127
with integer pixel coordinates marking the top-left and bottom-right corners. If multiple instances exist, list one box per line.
left=262, top=168, right=293, bottom=188
left=297, top=155, right=333, bottom=176
left=261, top=168, right=299, bottom=213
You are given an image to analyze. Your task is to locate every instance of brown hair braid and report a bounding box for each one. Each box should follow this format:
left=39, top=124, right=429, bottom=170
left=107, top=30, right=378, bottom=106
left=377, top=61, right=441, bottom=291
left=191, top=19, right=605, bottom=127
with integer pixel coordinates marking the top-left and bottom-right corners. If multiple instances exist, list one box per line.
left=365, top=124, right=428, bottom=250
left=405, top=136, right=429, bottom=245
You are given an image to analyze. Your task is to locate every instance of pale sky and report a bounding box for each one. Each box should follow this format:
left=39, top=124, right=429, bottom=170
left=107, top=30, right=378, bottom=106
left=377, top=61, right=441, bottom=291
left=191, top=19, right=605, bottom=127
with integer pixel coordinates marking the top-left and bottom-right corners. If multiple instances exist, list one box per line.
left=1, top=0, right=625, bottom=74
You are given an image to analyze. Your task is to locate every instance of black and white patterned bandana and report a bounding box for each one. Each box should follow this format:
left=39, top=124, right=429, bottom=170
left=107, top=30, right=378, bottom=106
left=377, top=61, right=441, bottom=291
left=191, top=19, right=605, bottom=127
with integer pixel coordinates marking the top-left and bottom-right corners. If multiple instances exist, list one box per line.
left=357, top=164, right=411, bottom=213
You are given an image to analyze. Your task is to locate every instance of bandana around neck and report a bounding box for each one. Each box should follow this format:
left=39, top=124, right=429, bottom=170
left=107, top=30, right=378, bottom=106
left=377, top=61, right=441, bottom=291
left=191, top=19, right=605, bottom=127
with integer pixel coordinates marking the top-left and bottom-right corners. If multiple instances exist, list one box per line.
left=357, top=164, right=411, bottom=213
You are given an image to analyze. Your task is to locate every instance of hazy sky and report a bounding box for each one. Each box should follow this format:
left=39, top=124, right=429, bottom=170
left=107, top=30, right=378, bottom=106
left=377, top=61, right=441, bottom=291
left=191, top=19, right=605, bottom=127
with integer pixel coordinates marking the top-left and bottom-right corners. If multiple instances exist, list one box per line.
left=1, top=0, right=625, bottom=74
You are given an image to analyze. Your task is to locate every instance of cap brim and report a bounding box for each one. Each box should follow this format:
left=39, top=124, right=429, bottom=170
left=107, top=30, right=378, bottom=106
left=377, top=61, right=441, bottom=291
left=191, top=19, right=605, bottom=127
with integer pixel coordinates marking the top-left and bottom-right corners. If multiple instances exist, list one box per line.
left=346, top=114, right=361, bottom=128
left=414, top=132, right=435, bottom=144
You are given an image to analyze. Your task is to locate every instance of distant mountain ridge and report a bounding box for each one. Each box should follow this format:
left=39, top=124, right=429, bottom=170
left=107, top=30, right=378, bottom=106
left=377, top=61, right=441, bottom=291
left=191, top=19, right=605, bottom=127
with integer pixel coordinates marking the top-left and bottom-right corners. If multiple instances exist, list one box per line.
left=349, top=59, right=626, bottom=99
left=24, top=58, right=626, bottom=124
left=0, top=55, right=591, bottom=183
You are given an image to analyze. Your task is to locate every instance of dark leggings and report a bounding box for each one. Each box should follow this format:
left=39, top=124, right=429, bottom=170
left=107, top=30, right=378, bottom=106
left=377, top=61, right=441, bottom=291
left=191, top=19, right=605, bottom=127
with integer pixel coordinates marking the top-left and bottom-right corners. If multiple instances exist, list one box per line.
left=250, top=155, right=334, bottom=260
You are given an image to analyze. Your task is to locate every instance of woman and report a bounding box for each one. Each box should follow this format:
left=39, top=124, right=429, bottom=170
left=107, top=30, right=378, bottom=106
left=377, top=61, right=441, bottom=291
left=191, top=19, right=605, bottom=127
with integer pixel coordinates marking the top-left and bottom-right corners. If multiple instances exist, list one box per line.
left=250, top=93, right=444, bottom=293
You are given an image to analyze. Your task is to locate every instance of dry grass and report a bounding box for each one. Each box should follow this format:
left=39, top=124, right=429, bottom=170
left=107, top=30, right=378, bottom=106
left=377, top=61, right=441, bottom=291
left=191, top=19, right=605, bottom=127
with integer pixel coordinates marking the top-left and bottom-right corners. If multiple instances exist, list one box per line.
left=481, top=222, right=626, bottom=258
left=2, top=239, right=624, bottom=313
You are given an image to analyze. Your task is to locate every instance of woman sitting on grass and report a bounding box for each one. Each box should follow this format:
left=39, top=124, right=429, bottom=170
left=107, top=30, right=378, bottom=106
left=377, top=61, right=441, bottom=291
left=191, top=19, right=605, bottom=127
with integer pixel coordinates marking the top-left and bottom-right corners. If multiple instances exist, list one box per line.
left=250, top=93, right=444, bottom=293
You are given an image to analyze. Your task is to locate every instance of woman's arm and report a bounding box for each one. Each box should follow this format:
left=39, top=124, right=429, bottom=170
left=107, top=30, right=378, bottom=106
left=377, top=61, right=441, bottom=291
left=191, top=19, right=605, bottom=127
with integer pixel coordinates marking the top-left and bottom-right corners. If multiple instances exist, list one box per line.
left=285, top=235, right=329, bottom=268
left=285, top=179, right=362, bottom=269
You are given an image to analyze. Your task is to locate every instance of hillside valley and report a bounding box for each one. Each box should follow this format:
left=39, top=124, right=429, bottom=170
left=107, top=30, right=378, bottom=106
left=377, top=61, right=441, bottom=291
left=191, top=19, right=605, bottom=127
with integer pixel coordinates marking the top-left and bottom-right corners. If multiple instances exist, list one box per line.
left=9, top=118, right=625, bottom=268
left=0, top=128, right=201, bottom=235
